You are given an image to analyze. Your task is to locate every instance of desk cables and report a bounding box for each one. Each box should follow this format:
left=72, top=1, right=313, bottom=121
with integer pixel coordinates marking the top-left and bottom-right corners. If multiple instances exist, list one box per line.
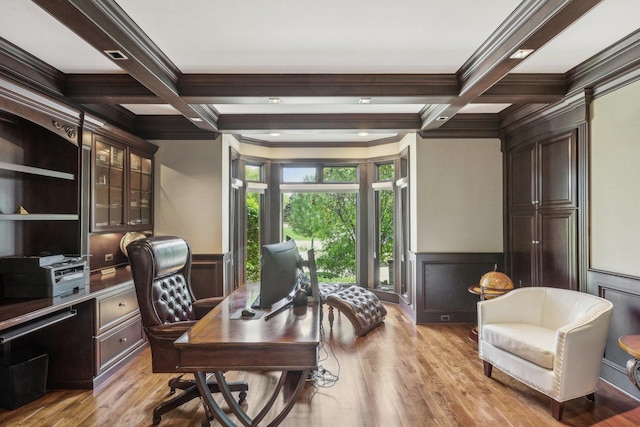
left=307, top=321, right=340, bottom=402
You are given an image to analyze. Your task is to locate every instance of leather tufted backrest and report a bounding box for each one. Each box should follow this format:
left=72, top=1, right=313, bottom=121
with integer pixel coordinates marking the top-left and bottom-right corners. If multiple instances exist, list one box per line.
left=128, top=236, right=196, bottom=327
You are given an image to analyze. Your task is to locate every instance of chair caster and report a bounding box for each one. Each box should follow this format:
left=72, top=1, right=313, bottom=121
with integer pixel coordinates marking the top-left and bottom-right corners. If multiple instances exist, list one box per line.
left=239, top=390, right=247, bottom=404
left=153, top=414, right=161, bottom=425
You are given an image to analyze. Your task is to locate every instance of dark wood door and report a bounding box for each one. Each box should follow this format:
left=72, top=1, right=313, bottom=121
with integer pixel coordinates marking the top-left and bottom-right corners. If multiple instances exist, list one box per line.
left=506, top=130, right=578, bottom=290
left=539, top=131, right=577, bottom=209
left=508, top=142, right=535, bottom=211
left=508, top=211, right=536, bottom=287
left=538, top=209, right=577, bottom=290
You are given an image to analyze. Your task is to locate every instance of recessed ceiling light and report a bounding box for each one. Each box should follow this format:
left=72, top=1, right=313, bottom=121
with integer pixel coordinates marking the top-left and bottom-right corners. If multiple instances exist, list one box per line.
left=509, top=48, right=535, bottom=59
left=269, top=132, right=280, bottom=137
left=436, top=116, right=449, bottom=121
left=359, top=98, right=372, bottom=104
left=103, top=49, right=128, bottom=60
left=268, top=98, right=281, bottom=104
left=190, top=117, right=203, bottom=122
left=358, top=131, right=369, bottom=136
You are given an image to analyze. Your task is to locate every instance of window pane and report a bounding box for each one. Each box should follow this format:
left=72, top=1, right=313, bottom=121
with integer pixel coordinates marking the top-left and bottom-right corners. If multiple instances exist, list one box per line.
left=245, top=164, right=261, bottom=182
left=246, top=192, right=261, bottom=282
left=378, top=163, right=394, bottom=181
left=283, top=166, right=316, bottom=183
left=376, top=188, right=394, bottom=290
left=322, top=166, right=357, bottom=183
left=284, top=191, right=357, bottom=284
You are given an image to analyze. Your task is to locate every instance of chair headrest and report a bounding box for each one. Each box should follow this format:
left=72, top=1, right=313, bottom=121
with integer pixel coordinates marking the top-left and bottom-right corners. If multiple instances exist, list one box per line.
left=129, top=236, right=190, bottom=278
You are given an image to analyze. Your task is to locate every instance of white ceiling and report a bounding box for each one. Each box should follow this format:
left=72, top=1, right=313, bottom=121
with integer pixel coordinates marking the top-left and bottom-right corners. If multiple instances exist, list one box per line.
left=1, top=0, right=639, bottom=143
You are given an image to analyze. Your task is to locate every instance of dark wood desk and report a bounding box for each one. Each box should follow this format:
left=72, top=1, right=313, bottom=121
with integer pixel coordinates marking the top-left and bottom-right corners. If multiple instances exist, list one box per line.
left=174, top=285, right=320, bottom=426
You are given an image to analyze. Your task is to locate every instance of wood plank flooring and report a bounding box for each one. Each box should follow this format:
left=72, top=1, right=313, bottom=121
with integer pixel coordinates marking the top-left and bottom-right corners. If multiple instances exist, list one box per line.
left=1, top=303, right=638, bottom=426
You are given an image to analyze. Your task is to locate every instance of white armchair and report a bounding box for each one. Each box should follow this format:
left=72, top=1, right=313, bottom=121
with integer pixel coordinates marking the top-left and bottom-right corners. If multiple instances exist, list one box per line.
left=478, top=287, right=613, bottom=421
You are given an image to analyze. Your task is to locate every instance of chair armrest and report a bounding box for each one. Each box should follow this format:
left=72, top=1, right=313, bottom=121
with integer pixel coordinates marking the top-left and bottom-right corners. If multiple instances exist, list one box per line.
left=192, top=296, right=225, bottom=320
left=553, top=306, right=613, bottom=399
left=147, top=321, right=198, bottom=340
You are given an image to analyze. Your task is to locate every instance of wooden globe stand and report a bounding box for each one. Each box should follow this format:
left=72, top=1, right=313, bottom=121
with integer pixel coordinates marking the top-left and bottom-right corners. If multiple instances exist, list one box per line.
left=467, top=284, right=513, bottom=343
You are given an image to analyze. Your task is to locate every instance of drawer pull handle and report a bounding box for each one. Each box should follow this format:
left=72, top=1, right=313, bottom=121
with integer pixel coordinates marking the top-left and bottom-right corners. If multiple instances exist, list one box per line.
left=120, top=337, right=127, bottom=343
left=119, top=302, right=126, bottom=307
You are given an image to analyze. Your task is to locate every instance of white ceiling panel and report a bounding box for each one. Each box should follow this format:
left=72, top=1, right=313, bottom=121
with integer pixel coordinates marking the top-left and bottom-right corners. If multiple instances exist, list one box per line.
left=121, top=104, right=182, bottom=115
left=0, top=0, right=121, bottom=73
left=115, top=0, right=520, bottom=73
left=514, top=0, right=640, bottom=73
left=214, top=103, right=425, bottom=115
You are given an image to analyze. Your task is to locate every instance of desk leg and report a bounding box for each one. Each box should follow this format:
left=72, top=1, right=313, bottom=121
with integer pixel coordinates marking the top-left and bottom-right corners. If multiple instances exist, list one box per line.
left=194, top=371, right=235, bottom=426
left=195, top=370, right=310, bottom=427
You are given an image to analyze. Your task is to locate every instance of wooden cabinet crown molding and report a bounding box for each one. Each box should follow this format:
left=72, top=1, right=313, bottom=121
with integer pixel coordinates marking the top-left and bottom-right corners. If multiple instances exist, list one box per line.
left=83, top=113, right=158, bottom=155
left=0, top=76, right=81, bottom=145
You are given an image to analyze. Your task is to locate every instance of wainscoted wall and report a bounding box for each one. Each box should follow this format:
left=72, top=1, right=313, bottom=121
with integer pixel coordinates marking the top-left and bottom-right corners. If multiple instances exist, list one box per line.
left=587, top=269, right=640, bottom=400
left=190, top=253, right=225, bottom=299
left=413, top=252, right=504, bottom=324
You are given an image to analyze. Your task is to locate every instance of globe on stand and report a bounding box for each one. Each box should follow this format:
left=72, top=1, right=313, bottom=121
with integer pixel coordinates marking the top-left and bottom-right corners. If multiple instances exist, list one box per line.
left=479, top=269, right=514, bottom=299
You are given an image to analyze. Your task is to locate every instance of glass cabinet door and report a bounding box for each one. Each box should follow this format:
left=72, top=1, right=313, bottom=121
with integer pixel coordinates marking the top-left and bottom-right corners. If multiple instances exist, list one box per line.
left=94, top=139, right=124, bottom=230
left=129, top=151, right=153, bottom=227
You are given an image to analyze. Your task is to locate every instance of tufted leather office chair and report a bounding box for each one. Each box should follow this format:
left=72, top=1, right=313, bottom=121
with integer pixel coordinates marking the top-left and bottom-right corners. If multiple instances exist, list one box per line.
left=127, top=236, right=248, bottom=425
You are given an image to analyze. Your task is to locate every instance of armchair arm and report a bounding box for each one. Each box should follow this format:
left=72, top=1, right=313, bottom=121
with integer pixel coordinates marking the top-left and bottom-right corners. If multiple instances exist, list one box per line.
left=192, top=296, right=225, bottom=320
left=553, top=305, right=613, bottom=400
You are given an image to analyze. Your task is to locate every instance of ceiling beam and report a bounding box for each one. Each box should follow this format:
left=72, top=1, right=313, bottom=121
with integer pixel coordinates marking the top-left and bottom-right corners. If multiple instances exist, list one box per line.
left=33, top=0, right=218, bottom=131
left=179, top=74, right=459, bottom=103
left=421, top=0, right=603, bottom=130
left=135, top=112, right=500, bottom=141
left=64, top=72, right=565, bottom=106
left=218, top=113, right=421, bottom=133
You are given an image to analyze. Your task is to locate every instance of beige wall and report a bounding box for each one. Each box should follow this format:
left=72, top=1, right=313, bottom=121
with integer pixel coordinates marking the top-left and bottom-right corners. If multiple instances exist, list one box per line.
left=153, top=137, right=223, bottom=253
left=590, top=79, right=640, bottom=277
left=154, top=134, right=502, bottom=255
left=415, top=137, right=503, bottom=253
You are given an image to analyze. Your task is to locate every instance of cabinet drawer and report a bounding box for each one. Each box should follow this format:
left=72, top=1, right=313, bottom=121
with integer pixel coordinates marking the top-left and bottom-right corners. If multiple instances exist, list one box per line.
left=96, top=315, right=144, bottom=374
left=96, top=287, right=139, bottom=333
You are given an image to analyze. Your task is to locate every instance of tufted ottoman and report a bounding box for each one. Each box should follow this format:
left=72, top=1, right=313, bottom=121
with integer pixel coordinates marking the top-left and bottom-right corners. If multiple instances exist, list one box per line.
left=324, top=285, right=387, bottom=337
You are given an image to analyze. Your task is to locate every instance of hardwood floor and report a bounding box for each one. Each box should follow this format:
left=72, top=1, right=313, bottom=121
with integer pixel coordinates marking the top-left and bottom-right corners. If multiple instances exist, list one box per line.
left=1, top=303, right=638, bottom=426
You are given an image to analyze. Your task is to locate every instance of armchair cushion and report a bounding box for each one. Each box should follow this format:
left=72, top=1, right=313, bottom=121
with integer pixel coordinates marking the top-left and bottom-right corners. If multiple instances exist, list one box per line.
left=152, top=275, right=194, bottom=323
left=482, top=323, right=555, bottom=369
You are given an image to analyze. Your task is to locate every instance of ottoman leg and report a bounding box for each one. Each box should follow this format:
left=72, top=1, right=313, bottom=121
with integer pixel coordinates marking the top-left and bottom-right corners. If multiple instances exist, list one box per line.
left=328, top=306, right=335, bottom=329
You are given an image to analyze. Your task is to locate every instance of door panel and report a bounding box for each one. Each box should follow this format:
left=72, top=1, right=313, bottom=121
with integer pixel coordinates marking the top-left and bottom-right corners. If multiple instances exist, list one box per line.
left=508, top=212, right=536, bottom=287
left=508, top=142, right=535, bottom=211
left=538, top=209, right=577, bottom=290
left=539, top=132, right=577, bottom=209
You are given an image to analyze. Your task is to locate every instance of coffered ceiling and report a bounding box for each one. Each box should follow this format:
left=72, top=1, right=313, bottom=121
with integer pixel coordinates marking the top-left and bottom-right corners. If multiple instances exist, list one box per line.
left=1, top=0, right=639, bottom=145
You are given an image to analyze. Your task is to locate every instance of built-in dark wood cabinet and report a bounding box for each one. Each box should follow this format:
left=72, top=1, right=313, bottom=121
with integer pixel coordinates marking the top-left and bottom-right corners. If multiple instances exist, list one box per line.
left=0, top=99, right=82, bottom=260
left=506, top=131, right=578, bottom=289
left=93, top=137, right=125, bottom=231
left=128, top=150, right=153, bottom=228
left=87, top=119, right=157, bottom=233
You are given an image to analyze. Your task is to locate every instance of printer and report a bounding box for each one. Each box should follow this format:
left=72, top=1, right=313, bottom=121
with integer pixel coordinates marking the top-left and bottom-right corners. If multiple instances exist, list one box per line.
left=0, top=254, right=86, bottom=298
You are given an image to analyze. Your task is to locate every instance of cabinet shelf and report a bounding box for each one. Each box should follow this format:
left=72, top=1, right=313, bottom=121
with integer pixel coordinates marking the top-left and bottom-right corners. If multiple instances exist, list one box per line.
left=0, top=214, right=78, bottom=221
left=0, top=161, right=75, bottom=180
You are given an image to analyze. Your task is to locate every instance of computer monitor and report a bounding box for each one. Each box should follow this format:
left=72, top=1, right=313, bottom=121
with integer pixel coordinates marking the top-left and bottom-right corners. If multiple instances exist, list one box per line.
left=252, top=239, right=301, bottom=309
